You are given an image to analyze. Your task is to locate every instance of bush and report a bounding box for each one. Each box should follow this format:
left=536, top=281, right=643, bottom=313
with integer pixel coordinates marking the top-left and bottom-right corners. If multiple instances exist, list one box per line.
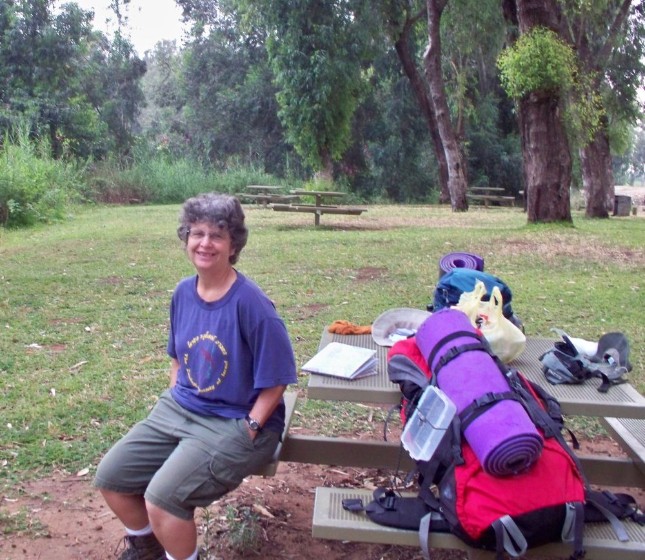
left=497, top=27, right=576, bottom=99
left=0, top=128, right=82, bottom=228
left=85, top=153, right=291, bottom=205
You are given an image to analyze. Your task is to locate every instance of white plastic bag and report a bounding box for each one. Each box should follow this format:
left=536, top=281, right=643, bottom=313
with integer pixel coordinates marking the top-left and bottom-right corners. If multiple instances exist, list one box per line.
left=452, top=280, right=487, bottom=325
left=478, top=286, right=526, bottom=363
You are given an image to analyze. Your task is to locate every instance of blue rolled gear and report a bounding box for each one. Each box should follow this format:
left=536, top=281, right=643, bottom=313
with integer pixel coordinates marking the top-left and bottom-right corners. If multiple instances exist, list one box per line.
left=438, top=252, right=485, bottom=278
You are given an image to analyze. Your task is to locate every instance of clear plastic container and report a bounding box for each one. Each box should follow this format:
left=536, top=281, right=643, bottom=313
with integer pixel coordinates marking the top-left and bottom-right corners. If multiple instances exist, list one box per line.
left=401, top=386, right=457, bottom=461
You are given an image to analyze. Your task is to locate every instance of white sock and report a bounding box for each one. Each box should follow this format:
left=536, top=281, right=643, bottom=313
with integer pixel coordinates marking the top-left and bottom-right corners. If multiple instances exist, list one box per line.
left=125, top=523, right=153, bottom=537
left=165, top=550, right=199, bottom=560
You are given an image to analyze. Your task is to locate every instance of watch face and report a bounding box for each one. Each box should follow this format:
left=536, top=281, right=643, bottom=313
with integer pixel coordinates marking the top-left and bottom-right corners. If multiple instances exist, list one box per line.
left=248, top=418, right=261, bottom=431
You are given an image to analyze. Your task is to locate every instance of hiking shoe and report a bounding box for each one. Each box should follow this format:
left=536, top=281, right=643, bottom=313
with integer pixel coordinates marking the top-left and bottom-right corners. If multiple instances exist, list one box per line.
left=114, top=533, right=166, bottom=560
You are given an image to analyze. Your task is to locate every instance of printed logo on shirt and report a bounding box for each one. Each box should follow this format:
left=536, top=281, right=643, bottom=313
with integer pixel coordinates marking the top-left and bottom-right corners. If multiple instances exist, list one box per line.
left=183, top=331, right=229, bottom=393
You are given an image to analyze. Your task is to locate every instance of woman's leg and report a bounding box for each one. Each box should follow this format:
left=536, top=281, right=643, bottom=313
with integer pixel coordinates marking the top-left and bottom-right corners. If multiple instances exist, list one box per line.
left=146, top=501, right=198, bottom=559
left=99, top=489, right=149, bottom=530
left=143, top=416, right=279, bottom=558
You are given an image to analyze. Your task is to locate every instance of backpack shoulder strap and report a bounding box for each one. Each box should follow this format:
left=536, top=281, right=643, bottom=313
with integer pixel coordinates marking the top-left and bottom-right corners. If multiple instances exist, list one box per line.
left=585, top=489, right=645, bottom=539
left=492, top=515, right=528, bottom=559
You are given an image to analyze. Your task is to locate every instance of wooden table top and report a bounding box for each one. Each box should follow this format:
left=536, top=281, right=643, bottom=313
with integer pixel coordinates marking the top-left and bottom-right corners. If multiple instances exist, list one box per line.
left=246, top=185, right=283, bottom=191
left=469, top=187, right=505, bottom=192
left=306, top=330, right=645, bottom=419
left=290, top=189, right=346, bottom=197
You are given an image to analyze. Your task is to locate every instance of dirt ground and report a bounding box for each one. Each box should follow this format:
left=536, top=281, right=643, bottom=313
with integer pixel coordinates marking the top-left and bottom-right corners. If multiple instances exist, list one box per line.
left=1, top=424, right=642, bottom=560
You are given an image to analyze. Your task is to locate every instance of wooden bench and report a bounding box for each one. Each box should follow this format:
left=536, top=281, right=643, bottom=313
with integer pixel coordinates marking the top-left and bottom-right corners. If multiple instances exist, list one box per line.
left=236, top=193, right=301, bottom=207
left=252, top=391, right=298, bottom=476
left=313, top=487, right=645, bottom=559
left=279, top=434, right=645, bottom=488
left=467, top=194, right=516, bottom=208
left=271, top=203, right=367, bottom=226
left=601, top=417, right=645, bottom=478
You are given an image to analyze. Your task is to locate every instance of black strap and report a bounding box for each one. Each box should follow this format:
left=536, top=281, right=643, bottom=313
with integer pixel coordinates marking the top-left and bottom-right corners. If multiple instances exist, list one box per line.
left=596, top=371, right=628, bottom=393
left=426, top=330, right=482, bottom=371
left=383, top=403, right=402, bottom=442
left=432, top=341, right=489, bottom=377
left=458, top=390, right=520, bottom=431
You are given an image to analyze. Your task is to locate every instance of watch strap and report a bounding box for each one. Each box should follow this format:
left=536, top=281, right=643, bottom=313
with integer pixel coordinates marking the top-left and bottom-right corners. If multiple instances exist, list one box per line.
left=246, top=415, right=262, bottom=432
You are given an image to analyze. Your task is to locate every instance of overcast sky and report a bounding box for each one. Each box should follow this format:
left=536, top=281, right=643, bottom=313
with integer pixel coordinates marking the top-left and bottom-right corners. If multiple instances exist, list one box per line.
left=67, top=0, right=186, bottom=55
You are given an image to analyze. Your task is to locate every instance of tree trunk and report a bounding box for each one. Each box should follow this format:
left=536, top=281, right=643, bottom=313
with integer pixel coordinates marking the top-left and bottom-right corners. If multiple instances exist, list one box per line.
left=580, top=121, right=614, bottom=218
left=515, top=0, right=572, bottom=222
left=317, top=148, right=334, bottom=183
left=519, top=92, right=572, bottom=222
left=562, top=1, right=632, bottom=219
left=424, top=0, right=468, bottom=211
left=394, top=27, right=450, bottom=203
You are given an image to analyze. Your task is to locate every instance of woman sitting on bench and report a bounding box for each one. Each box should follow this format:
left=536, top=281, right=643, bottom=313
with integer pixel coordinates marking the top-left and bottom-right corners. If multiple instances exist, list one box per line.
left=95, top=193, right=297, bottom=560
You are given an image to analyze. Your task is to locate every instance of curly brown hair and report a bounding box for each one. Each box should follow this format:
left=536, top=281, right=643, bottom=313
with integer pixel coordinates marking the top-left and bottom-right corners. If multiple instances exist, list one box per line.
left=176, top=193, right=248, bottom=264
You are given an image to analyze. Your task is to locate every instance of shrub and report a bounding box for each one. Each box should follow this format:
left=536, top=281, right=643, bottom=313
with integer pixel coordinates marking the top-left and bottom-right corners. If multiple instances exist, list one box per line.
left=497, top=27, right=576, bottom=99
left=0, top=128, right=82, bottom=228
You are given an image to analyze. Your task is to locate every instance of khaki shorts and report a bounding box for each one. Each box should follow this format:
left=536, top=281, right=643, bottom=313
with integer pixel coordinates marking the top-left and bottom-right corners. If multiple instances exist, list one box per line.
left=94, top=390, right=279, bottom=520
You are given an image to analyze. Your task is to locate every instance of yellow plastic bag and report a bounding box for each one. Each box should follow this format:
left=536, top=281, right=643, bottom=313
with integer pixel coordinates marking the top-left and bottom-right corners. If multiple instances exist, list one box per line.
left=478, top=286, right=526, bottom=363
left=452, top=280, right=487, bottom=325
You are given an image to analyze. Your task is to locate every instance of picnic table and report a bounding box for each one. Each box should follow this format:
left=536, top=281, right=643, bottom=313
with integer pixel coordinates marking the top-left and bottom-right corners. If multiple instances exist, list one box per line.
left=467, top=186, right=516, bottom=208
left=236, top=185, right=300, bottom=208
left=299, top=327, right=645, bottom=559
left=270, top=189, right=367, bottom=226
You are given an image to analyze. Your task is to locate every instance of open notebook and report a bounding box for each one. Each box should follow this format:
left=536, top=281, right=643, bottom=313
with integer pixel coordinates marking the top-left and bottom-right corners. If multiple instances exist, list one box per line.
left=301, top=342, right=377, bottom=380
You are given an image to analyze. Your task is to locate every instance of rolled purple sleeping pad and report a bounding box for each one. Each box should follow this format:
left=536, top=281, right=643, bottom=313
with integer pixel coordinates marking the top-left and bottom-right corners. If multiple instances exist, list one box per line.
left=438, top=252, right=484, bottom=278
left=415, top=309, right=543, bottom=476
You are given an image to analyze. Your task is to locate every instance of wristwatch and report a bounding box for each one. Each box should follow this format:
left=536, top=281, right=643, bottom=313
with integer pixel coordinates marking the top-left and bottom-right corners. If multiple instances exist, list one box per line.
left=246, top=415, right=262, bottom=432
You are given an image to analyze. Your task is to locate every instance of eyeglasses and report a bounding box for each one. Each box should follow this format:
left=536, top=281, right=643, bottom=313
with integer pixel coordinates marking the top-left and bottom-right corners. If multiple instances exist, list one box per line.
left=187, top=229, right=225, bottom=242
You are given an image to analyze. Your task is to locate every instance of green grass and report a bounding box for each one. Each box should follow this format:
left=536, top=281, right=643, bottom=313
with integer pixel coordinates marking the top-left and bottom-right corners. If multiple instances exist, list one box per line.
left=0, top=203, right=643, bottom=487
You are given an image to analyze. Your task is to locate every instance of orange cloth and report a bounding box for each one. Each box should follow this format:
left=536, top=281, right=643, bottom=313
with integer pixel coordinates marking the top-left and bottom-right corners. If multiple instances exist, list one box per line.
left=328, top=320, right=372, bottom=335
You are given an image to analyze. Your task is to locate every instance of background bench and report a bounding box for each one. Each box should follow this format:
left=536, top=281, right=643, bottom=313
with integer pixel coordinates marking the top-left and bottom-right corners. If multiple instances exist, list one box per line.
left=271, top=203, right=367, bottom=225
left=467, top=193, right=516, bottom=208
left=236, top=193, right=301, bottom=207
left=601, top=417, right=645, bottom=478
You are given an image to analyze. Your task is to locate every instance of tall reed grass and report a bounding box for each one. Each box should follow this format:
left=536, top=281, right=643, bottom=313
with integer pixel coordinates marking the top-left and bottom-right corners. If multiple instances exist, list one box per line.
left=0, top=127, right=83, bottom=227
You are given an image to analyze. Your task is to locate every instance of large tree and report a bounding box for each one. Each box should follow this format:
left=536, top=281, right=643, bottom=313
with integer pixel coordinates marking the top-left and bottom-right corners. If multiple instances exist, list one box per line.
left=0, top=0, right=145, bottom=160
left=249, top=0, right=367, bottom=180
left=379, top=1, right=450, bottom=201
left=501, top=0, right=573, bottom=222
left=424, top=0, right=470, bottom=210
left=561, top=0, right=644, bottom=218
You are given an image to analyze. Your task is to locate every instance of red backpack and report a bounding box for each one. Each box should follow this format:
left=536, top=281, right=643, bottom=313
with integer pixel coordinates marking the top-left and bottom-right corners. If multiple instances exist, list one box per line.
left=344, top=330, right=642, bottom=559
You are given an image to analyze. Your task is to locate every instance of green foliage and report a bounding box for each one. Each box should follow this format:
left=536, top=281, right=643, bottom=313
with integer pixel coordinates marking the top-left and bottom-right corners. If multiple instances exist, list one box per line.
left=257, top=0, right=367, bottom=171
left=614, top=125, right=645, bottom=185
left=0, top=126, right=82, bottom=227
left=85, top=154, right=289, bottom=205
left=224, top=505, right=261, bottom=553
left=467, top=114, right=523, bottom=195
left=497, top=27, right=577, bottom=99
left=0, top=1, right=145, bottom=161
left=564, top=70, right=606, bottom=146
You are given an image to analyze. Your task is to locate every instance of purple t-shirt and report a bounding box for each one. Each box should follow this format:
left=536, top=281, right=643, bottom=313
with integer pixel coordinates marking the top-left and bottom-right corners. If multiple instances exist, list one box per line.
left=167, top=272, right=297, bottom=433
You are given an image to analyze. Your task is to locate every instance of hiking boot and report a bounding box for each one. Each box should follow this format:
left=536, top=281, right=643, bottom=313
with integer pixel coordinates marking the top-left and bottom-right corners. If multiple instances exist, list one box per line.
left=114, top=533, right=166, bottom=560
